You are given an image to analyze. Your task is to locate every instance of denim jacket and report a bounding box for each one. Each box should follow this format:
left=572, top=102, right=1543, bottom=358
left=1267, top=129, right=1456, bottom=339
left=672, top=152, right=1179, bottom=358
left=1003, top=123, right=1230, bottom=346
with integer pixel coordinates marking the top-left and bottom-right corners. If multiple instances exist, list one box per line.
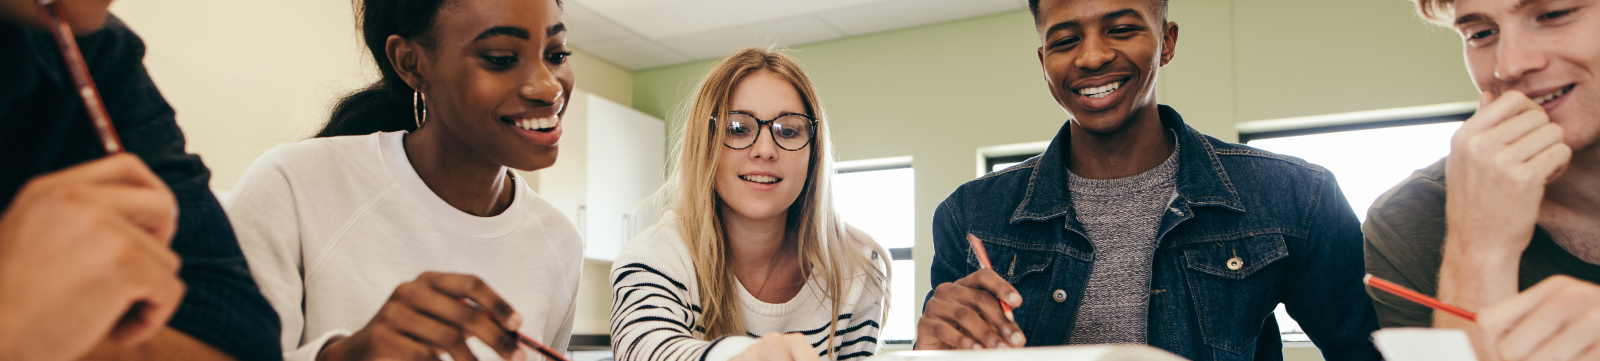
left=927, top=105, right=1380, bottom=360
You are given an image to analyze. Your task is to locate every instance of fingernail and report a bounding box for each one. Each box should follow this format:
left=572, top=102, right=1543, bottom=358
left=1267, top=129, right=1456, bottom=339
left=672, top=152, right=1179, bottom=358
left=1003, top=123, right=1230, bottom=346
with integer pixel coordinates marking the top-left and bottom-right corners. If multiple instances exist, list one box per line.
left=1008, top=293, right=1022, bottom=305
left=971, top=344, right=984, bottom=350
left=1010, top=332, right=1026, bottom=346
left=506, top=313, right=523, bottom=330
left=512, top=349, right=528, bottom=361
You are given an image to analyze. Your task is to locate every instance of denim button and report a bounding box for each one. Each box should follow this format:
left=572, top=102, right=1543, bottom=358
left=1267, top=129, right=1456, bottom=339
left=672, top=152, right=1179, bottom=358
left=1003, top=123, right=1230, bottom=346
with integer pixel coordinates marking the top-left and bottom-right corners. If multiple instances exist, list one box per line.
left=1226, top=257, right=1244, bottom=271
left=1052, top=289, right=1067, bottom=303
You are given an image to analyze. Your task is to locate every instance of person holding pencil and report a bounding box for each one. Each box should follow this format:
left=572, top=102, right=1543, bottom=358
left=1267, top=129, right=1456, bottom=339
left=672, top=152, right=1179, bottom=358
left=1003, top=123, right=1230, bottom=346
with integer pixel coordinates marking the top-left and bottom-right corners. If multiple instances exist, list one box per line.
left=0, top=0, right=283, bottom=360
left=225, top=0, right=583, bottom=360
left=917, top=0, right=1383, bottom=359
left=1363, top=0, right=1600, bottom=359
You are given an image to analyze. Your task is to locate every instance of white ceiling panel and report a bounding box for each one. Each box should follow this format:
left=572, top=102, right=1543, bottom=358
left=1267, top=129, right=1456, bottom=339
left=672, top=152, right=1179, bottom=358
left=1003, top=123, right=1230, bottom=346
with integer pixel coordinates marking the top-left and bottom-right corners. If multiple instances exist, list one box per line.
left=564, top=0, right=1030, bottom=70
left=574, top=35, right=693, bottom=70
left=572, top=0, right=893, bottom=39
left=817, top=0, right=1026, bottom=36
left=563, top=2, right=633, bottom=44
left=657, top=15, right=847, bottom=60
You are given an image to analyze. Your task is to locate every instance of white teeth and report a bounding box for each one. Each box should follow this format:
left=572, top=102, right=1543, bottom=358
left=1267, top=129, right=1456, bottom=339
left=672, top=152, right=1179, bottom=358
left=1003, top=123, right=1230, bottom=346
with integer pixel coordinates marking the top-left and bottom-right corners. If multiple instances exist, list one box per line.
left=513, top=116, right=560, bottom=130
left=1534, top=88, right=1567, bottom=105
left=740, top=175, right=778, bottom=184
left=1076, top=81, right=1123, bottom=98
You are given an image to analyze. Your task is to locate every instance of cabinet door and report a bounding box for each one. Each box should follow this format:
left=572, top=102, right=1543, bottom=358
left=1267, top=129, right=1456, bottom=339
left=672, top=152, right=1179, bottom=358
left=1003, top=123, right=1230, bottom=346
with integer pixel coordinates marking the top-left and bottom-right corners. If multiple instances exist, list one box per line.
left=532, top=90, right=590, bottom=241
left=584, top=95, right=665, bottom=261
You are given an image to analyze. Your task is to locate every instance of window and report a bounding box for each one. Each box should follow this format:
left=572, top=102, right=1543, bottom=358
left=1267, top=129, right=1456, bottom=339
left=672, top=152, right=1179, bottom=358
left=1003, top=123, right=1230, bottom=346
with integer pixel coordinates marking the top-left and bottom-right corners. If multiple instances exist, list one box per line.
left=832, top=158, right=915, bottom=342
left=1242, top=101, right=1473, bottom=343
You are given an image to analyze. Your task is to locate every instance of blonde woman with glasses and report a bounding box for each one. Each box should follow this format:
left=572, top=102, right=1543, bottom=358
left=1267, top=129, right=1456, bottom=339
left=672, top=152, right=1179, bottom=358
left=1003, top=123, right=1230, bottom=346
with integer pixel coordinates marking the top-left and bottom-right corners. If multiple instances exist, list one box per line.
left=609, top=47, right=890, bottom=361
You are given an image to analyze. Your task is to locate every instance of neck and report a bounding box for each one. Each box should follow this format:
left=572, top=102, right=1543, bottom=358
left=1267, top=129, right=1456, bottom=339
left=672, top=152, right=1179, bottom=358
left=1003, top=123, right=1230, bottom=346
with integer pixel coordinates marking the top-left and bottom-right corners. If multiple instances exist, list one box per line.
left=1544, top=144, right=1600, bottom=216
left=1066, top=105, right=1175, bottom=179
left=403, top=128, right=514, bottom=217
left=721, top=207, right=791, bottom=266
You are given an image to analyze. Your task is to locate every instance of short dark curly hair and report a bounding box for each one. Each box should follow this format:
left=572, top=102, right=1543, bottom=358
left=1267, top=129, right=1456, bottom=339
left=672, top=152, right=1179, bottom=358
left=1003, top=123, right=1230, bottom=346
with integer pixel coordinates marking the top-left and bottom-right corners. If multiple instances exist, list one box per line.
left=1027, top=0, right=1170, bottom=25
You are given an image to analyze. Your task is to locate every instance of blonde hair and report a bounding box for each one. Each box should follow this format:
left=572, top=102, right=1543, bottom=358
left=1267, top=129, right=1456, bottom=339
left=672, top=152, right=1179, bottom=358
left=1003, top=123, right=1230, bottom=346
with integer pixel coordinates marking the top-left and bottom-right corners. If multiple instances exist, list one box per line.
left=662, top=47, right=889, bottom=358
left=1415, top=0, right=1457, bottom=25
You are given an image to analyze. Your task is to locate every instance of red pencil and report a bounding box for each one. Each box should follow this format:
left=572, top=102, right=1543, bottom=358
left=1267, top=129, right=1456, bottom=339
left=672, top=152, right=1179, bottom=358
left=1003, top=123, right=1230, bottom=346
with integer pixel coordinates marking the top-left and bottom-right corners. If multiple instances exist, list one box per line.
left=966, top=234, right=1015, bottom=321
left=460, top=299, right=571, bottom=361
left=38, top=0, right=123, bottom=154
left=1364, top=274, right=1477, bottom=322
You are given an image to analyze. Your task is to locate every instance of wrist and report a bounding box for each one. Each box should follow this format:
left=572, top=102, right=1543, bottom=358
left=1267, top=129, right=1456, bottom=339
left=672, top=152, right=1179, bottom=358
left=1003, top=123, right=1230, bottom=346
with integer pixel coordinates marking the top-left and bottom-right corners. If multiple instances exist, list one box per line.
left=1439, top=234, right=1521, bottom=310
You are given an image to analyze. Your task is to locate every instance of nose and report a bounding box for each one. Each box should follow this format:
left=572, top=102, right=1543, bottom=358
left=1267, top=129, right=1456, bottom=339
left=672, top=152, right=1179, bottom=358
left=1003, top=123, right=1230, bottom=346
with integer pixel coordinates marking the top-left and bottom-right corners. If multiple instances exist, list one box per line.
left=520, top=59, right=565, bottom=106
left=1075, top=33, right=1115, bottom=71
left=1493, top=27, right=1549, bottom=84
left=747, top=126, right=779, bottom=160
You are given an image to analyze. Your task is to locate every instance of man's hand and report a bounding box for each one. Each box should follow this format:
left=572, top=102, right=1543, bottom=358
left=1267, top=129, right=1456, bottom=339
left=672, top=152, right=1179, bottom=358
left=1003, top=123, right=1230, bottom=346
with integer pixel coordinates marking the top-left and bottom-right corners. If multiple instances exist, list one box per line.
left=0, top=154, right=185, bottom=361
left=1475, top=276, right=1600, bottom=361
left=1445, top=90, right=1570, bottom=257
left=731, top=333, right=818, bottom=361
left=915, top=268, right=1025, bottom=350
left=317, top=272, right=527, bottom=361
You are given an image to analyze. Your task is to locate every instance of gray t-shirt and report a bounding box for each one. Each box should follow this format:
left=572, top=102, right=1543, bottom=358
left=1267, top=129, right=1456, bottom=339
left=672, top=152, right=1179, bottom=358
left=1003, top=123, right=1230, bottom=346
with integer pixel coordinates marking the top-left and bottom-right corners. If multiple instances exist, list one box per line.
left=1065, top=146, right=1179, bottom=345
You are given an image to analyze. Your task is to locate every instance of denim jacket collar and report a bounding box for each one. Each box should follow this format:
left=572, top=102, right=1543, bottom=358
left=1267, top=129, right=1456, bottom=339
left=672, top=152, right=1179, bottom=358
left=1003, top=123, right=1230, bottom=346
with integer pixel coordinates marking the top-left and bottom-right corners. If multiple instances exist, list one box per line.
left=1010, top=105, right=1245, bottom=225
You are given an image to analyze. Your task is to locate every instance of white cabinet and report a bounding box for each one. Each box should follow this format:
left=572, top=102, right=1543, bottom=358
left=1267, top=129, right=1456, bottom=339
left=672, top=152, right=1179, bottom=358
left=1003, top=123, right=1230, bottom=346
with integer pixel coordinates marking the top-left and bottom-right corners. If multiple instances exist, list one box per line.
left=525, top=90, right=666, bottom=261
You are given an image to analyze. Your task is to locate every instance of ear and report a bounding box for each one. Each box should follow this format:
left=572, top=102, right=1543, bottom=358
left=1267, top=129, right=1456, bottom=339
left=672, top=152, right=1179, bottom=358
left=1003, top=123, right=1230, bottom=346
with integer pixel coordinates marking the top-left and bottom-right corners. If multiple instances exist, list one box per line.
left=1159, top=21, right=1179, bottom=67
left=386, top=34, right=427, bottom=92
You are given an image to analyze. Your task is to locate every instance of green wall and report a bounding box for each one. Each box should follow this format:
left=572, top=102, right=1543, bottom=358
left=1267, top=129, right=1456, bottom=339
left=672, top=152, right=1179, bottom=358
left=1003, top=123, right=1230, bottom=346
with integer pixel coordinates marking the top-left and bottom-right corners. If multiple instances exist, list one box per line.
left=627, top=0, right=1475, bottom=352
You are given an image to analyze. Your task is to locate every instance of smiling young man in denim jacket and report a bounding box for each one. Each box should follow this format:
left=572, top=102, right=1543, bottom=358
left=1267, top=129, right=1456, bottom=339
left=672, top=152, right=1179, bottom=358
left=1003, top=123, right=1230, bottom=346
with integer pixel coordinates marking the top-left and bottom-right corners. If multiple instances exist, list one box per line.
left=912, top=0, right=1382, bottom=359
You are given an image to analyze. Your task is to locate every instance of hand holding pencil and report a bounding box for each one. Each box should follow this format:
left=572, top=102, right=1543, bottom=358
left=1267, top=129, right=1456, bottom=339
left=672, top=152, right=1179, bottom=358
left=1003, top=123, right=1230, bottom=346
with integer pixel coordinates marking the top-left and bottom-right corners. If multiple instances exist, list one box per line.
left=913, top=234, right=1026, bottom=350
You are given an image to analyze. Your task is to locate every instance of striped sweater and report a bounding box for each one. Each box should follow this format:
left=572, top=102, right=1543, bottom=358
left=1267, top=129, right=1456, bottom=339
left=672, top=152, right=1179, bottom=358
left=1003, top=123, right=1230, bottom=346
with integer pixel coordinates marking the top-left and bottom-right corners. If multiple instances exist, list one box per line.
left=609, top=216, right=887, bottom=361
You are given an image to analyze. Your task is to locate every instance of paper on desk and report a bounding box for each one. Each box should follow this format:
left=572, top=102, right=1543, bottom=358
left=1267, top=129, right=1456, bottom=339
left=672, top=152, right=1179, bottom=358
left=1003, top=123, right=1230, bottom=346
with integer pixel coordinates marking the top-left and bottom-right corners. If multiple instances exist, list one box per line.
left=1372, top=328, right=1478, bottom=361
left=863, top=345, right=1187, bottom=361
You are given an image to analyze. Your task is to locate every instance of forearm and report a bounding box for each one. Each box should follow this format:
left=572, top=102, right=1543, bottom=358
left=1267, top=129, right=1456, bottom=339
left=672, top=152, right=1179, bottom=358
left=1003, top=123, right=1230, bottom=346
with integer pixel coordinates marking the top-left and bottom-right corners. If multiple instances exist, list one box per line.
left=1435, top=233, right=1522, bottom=317
left=1435, top=233, right=1522, bottom=361
left=80, top=327, right=235, bottom=361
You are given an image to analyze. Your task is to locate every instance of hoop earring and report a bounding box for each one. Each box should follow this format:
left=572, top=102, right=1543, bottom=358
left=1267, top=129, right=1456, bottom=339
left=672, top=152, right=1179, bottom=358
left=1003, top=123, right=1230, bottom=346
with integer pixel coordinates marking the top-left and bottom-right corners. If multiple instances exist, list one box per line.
left=412, top=91, right=427, bottom=129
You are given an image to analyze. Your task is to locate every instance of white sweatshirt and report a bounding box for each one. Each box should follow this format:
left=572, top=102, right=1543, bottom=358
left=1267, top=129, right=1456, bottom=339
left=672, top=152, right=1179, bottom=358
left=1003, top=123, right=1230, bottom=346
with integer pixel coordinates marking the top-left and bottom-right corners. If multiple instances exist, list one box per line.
left=609, top=214, right=887, bottom=361
left=227, top=131, right=583, bottom=361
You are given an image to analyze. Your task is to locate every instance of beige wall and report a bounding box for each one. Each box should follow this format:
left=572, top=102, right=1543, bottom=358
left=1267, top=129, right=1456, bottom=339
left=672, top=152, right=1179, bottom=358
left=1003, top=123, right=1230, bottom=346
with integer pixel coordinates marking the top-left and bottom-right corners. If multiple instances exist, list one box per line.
left=630, top=0, right=1476, bottom=356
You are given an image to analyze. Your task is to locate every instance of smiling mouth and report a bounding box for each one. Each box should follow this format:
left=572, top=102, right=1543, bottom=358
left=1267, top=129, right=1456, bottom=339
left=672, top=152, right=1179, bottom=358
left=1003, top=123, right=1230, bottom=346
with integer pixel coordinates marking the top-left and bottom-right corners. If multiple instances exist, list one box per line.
left=505, top=116, right=559, bottom=132
left=1075, top=80, right=1125, bottom=99
left=739, top=175, right=781, bottom=184
left=1532, top=84, right=1574, bottom=105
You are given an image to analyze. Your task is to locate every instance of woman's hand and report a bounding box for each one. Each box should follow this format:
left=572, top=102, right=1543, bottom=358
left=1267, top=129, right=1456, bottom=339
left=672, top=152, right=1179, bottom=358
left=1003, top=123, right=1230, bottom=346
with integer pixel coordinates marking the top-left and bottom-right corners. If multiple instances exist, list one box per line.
left=317, top=272, right=527, bottom=361
left=731, top=333, right=819, bottom=361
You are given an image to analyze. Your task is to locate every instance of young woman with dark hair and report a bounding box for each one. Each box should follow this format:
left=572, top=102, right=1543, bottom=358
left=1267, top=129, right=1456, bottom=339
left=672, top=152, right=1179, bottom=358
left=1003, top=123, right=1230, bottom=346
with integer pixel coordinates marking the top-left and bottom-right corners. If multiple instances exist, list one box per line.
left=225, top=0, right=581, bottom=360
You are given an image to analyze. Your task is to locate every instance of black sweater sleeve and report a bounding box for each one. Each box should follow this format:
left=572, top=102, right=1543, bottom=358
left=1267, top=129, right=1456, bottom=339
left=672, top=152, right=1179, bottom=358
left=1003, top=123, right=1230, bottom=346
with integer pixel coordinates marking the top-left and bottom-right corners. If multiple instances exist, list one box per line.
left=1, top=15, right=283, bottom=361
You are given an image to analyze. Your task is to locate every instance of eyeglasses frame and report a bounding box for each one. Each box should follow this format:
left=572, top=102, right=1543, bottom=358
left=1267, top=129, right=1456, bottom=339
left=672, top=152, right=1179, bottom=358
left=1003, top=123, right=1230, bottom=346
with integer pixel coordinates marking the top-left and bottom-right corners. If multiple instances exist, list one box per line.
left=711, top=111, right=817, bottom=151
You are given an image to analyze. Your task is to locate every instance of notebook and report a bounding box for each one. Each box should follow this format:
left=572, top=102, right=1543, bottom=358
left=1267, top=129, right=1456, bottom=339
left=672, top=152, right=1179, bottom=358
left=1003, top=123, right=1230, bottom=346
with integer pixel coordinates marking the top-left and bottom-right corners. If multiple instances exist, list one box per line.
left=863, top=345, right=1187, bottom=361
left=1372, top=328, right=1479, bottom=361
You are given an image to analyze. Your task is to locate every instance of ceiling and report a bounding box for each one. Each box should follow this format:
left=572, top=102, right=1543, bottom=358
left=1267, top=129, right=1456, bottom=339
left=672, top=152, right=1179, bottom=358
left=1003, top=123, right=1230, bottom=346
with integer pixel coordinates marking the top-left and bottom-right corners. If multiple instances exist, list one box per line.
left=566, top=0, right=1028, bottom=70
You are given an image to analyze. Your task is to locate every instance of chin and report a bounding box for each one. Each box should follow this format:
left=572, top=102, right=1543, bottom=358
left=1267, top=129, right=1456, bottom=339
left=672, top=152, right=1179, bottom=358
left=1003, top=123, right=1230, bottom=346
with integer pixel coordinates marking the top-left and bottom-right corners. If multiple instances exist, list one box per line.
left=508, top=148, right=559, bottom=172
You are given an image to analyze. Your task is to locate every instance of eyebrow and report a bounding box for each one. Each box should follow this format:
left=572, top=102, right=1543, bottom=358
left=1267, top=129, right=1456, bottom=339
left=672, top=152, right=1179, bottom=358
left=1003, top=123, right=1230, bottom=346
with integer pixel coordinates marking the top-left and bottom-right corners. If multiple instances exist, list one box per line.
left=474, top=26, right=530, bottom=41
left=1043, top=8, right=1144, bottom=36
left=1456, top=0, right=1555, bottom=27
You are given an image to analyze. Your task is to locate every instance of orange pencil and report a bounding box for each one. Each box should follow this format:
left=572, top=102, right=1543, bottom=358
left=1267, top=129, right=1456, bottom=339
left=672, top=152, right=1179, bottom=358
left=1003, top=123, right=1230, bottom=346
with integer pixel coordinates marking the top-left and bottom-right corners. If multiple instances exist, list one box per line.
left=967, top=235, right=1015, bottom=321
left=1364, top=274, right=1476, bottom=322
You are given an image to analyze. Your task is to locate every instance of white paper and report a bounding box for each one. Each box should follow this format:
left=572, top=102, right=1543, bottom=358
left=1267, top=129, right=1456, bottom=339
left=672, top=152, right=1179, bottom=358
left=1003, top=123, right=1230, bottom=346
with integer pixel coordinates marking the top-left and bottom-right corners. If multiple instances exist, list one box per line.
left=863, top=345, right=1188, bottom=361
left=1372, top=328, right=1479, bottom=361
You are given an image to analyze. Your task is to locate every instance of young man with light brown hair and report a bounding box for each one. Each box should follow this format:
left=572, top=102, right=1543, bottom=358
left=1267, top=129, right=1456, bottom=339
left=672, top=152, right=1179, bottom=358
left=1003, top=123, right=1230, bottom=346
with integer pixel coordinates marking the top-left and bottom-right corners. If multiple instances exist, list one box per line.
left=1363, top=0, right=1600, bottom=359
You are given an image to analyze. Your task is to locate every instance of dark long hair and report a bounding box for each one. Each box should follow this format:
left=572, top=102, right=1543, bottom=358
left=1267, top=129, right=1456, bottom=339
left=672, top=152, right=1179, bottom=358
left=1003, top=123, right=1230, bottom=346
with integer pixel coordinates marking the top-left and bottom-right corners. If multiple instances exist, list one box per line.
left=316, top=0, right=447, bottom=138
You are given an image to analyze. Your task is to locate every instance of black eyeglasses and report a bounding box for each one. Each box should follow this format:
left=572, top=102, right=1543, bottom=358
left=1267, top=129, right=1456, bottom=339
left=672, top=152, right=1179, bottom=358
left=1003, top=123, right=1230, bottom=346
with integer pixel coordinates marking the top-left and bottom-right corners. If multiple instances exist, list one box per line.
left=712, top=111, right=816, bottom=151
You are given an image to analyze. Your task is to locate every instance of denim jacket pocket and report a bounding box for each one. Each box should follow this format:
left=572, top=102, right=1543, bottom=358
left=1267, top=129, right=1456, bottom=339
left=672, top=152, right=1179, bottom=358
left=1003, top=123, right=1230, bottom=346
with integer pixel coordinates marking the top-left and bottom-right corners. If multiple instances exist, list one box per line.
left=1178, top=232, right=1290, bottom=355
left=965, top=233, right=1059, bottom=332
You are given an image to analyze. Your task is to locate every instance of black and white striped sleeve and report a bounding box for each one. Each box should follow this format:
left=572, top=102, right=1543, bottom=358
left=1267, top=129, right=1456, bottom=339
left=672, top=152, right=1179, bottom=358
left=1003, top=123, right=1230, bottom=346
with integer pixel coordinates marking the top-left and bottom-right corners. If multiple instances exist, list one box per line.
left=610, top=261, right=756, bottom=361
